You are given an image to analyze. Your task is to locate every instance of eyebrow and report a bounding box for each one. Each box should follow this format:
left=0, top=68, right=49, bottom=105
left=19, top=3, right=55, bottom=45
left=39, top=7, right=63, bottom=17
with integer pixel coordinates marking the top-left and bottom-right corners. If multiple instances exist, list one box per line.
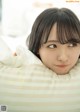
left=46, top=40, right=59, bottom=43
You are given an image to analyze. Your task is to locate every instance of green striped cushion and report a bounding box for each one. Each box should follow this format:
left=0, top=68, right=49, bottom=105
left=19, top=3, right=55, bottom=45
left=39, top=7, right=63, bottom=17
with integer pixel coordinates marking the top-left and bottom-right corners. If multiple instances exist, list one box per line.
left=0, top=47, right=80, bottom=112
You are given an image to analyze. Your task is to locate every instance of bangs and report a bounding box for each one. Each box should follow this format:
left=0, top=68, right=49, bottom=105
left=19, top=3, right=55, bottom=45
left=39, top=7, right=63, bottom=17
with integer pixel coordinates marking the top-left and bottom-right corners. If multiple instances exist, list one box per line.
left=57, top=19, right=80, bottom=44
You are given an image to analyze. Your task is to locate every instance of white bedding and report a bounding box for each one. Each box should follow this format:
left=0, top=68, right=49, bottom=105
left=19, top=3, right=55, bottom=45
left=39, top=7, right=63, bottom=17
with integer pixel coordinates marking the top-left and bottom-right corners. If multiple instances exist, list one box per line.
left=0, top=44, right=80, bottom=112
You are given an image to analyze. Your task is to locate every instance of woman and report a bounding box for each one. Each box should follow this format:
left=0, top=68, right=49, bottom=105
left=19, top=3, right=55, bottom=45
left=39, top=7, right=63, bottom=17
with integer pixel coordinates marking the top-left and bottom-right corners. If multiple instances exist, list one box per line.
left=27, top=7, right=80, bottom=75
left=0, top=8, right=80, bottom=112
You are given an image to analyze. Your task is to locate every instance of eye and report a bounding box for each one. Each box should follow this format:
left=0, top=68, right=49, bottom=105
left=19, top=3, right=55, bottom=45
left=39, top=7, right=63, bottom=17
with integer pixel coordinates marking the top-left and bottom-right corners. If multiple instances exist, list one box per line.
left=47, top=44, right=57, bottom=48
left=68, top=42, right=77, bottom=47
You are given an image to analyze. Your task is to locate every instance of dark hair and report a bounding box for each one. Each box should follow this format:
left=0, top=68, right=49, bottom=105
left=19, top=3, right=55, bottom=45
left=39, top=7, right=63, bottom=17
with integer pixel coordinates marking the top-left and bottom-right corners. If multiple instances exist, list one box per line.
left=27, top=8, right=80, bottom=58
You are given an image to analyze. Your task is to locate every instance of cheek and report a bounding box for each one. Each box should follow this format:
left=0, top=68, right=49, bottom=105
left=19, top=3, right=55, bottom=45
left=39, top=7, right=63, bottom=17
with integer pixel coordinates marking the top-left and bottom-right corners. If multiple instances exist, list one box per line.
left=39, top=49, right=49, bottom=60
left=69, top=48, right=80, bottom=56
left=70, top=51, right=80, bottom=61
left=39, top=52, right=49, bottom=61
left=74, top=50, right=80, bottom=57
left=39, top=50, right=56, bottom=63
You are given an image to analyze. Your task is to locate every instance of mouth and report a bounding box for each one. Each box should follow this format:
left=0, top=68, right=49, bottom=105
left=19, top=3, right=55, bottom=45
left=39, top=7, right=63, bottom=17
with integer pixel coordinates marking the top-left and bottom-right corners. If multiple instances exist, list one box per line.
left=56, top=65, right=68, bottom=68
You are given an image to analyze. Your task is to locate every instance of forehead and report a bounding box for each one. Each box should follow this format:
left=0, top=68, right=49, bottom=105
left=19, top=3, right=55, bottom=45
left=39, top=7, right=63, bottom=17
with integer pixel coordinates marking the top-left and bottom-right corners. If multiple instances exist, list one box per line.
left=48, top=23, right=57, bottom=41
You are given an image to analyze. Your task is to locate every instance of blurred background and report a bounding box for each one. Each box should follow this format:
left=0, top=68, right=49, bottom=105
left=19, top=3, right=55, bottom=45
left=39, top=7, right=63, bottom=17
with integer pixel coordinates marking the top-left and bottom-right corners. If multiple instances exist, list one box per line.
left=0, top=0, right=80, bottom=52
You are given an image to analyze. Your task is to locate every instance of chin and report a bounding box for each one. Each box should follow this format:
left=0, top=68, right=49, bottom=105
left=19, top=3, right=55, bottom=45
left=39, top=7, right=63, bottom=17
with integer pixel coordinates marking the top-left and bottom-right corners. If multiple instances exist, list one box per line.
left=54, top=70, right=69, bottom=75
left=52, top=66, right=72, bottom=75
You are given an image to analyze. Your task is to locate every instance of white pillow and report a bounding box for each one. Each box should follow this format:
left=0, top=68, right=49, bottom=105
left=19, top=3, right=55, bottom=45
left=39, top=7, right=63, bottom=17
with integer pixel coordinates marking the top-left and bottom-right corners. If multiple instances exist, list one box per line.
left=0, top=46, right=80, bottom=112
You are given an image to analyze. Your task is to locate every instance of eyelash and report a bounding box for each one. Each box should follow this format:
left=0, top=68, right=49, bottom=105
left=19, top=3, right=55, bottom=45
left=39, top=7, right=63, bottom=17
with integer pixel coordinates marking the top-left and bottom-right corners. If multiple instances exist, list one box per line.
left=68, top=43, right=77, bottom=47
left=47, top=43, right=78, bottom=49
left=47, top=44, right=57, bottom=48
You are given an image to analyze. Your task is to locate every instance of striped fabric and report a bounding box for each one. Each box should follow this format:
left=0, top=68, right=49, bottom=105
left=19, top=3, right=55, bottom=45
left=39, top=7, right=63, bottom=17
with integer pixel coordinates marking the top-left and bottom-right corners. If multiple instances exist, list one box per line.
left=0, top=46, right=80, bottom=112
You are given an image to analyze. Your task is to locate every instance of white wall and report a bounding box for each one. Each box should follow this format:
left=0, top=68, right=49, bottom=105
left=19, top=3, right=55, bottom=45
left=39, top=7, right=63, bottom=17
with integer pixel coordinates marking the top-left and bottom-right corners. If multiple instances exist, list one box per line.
left=2, top=0, right=30, bottom=36
left=1, top=0, right=80, bottom=36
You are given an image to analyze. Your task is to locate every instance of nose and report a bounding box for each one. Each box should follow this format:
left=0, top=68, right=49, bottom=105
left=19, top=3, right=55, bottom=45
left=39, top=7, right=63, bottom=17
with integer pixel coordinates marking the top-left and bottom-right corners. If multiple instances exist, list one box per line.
left=57, top=49, right=69, bottom=62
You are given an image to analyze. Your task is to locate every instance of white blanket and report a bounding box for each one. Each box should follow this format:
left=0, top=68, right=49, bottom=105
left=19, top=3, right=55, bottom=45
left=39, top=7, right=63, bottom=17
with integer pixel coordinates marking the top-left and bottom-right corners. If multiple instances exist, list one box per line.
left=0, top=46, right=80, bottom=112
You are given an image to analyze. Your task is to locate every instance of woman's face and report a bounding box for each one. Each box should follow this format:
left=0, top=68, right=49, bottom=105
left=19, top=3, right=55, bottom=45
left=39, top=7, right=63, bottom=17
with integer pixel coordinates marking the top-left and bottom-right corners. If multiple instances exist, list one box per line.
left=39, top=24, right=80, bottom=75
